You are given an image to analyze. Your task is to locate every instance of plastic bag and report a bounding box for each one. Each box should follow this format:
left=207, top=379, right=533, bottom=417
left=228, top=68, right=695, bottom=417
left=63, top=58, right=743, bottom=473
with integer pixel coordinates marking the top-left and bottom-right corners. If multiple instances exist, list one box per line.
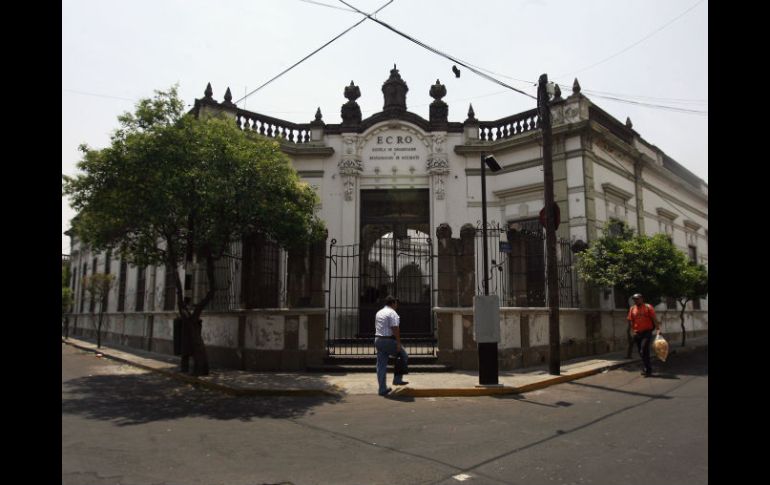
left=653, top=333, right=669, bottom=362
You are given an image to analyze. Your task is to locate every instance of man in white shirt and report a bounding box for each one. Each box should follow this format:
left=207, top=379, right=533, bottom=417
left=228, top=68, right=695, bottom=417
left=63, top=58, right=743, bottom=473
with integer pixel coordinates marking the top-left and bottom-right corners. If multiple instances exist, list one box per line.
left=374, top=295, right=409, bottom=396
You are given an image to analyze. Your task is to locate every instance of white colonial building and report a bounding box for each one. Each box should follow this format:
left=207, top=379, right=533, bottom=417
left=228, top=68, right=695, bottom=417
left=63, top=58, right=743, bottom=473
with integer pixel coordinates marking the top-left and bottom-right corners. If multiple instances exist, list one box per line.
left=66, top=66, right=707, bottom=370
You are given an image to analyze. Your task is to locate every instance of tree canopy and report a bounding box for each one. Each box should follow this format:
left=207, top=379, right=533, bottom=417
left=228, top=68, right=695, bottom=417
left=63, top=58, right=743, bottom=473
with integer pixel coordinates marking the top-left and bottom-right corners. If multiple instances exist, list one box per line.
left=62, top=86, right=326, bottom=374
left=63, top=86, right=325, bottom=271
left=576, top=220, right=708, bottom=307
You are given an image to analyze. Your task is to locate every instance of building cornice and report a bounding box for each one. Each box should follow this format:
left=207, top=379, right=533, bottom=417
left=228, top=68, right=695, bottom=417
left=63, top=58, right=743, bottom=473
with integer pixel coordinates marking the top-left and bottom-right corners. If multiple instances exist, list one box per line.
left=297, top=170, right=325, bottom=178
left=493, top=183, right=544, bottom=200
left=278, top=143, right=335, bottom=158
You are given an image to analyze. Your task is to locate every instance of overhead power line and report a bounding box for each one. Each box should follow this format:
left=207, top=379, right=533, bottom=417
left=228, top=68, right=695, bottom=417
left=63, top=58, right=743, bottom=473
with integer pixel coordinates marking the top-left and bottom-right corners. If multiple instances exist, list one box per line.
left=555, top=0, right=706, bottom=79
left=578, top=92, right=708, bottom=115
left=337, top=0, right=537, bottom=101
left=296, top=0, right=358, bottom=12
left=234, top=0, right=394, bottom=104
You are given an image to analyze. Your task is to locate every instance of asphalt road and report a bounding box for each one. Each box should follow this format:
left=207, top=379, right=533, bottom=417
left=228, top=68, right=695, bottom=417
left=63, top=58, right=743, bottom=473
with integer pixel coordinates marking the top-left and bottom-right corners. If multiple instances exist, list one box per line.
left=62, top=343, right=707, bottom=485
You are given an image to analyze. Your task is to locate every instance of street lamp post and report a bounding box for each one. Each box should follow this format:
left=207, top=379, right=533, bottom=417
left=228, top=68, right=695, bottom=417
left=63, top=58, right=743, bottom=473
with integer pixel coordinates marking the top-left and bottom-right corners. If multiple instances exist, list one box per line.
left=478, top=151, right=501, bottom=385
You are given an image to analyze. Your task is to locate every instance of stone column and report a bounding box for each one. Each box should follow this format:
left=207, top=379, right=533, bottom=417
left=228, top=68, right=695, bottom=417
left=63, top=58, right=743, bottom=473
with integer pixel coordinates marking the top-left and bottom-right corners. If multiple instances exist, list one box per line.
left=435, top=223, right=456, bottom=307
left=339, top=134, right=362, bottom=245
left=458, top=224, right=477, bottom=307
left=428, top=133, right=449, bottom=225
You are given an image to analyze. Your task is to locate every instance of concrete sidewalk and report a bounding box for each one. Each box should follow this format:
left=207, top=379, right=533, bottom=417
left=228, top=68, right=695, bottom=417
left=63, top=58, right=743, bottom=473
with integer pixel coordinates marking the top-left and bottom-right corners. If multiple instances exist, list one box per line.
left=62, top=334, right=707, bottom=398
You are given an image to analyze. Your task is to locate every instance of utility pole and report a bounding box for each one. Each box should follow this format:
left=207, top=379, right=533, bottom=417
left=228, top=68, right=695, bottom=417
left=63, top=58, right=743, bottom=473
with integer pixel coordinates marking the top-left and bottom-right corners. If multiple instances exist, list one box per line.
left=478, top=151, right=500, bottom=385
left=538, top=73, right=561, bottom=376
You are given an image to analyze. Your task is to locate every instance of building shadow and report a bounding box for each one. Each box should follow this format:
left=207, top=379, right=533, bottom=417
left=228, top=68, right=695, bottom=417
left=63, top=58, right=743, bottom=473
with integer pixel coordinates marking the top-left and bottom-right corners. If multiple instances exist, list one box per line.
left=62, top=371, right=343, bottom=426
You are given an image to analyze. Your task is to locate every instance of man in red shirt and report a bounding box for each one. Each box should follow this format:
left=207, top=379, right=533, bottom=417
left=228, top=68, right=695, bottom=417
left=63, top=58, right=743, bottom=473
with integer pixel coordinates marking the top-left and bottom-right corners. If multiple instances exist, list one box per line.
left=627, top=293, right=661, bottom=377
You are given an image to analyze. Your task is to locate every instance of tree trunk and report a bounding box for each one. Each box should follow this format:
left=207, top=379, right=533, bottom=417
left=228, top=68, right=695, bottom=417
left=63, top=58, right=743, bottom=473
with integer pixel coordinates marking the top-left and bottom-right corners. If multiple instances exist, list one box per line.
left=190, top=316, right=209, bottom=376
left=180, top=315, right=209, bottom=375
left=679, top=300, right=687, bottom=347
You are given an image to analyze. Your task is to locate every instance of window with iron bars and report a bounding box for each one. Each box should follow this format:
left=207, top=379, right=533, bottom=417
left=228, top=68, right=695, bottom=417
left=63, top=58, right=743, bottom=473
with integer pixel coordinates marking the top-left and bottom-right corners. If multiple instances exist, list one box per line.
left=89, top=257, right=97, bottom=313
left=117, top=260, right=127, bottom=312
left=163, top=263, right=177, bottom=311
left=195, top=242, right=246, bottom=312
left=476, top=219, right=578, bottom=308
left=104, top=250, right=111, bottom=311
left=80, top=263, right=87, bottom=313
left=135, top=266, right=146, bottom=312
left=242, top=234, right=286, bottom=309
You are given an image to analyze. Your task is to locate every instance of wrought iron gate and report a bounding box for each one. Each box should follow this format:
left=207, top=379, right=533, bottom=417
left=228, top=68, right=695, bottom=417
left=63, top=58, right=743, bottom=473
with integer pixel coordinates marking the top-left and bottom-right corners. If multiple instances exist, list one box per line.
left=326, top=236, right=436, bottom=356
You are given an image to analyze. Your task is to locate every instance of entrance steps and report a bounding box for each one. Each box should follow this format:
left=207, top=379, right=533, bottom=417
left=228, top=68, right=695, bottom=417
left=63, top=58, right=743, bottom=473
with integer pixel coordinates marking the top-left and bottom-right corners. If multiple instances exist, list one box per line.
left=307, top=355, right=452, bottom=373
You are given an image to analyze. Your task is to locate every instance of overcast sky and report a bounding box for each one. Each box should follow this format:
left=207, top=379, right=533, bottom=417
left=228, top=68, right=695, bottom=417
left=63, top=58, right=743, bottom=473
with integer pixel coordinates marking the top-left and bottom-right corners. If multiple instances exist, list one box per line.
left=62, top=0, right=708, bottom=254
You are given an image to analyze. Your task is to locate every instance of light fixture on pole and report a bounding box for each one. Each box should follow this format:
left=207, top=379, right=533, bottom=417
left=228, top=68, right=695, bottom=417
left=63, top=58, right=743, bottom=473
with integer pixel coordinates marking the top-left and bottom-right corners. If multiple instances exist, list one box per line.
left=477, top=152, right=501, bottom=386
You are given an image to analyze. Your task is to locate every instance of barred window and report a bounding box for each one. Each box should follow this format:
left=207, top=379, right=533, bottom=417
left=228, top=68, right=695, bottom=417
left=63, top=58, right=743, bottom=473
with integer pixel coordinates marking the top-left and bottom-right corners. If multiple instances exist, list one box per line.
left=89, top=257, right=97, bottom=313
left=103, top=250, right=111, bottom=311
left=242, top=233, right=281, bottom=308
left=117, top=260, right=127, bottom=312
left=80, top=263, right=87, bottom=313
left=688, top=245, right=701, bottom=310
left=135, top=266, right=146, bottom=312
left=666, top=297, right=677, bottom=310
left=506, top=218, right=545, bottom=307
left=614, top=288, right=629, bottom=309
left=163, top=264, right=176, bottom=311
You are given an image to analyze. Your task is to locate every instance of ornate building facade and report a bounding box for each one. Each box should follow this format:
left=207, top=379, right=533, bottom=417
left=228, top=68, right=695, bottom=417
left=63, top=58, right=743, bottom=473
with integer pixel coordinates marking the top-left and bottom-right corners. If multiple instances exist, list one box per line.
left=67, top=66, right=707, bottom=370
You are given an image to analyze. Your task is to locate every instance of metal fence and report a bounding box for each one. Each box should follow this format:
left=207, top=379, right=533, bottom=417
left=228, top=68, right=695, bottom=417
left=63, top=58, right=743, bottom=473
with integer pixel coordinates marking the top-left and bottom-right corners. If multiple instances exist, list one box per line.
left=475, top=221, right=579, bottom=308
left=326, top=238, right=437, bottom=356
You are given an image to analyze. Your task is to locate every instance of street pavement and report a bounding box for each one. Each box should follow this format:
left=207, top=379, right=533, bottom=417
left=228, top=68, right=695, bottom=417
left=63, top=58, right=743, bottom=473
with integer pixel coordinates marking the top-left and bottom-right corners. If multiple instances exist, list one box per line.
left=62, top=339, right=707, bottom=485
left=61, top=334, right=708, bottom=398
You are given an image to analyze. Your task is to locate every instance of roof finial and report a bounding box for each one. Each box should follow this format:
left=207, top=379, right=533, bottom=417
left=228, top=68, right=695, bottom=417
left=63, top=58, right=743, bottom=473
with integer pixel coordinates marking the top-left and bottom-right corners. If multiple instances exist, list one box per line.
left=572, top=78, right=581, bottom=94
left=625, top=117, right=633, bottom=129
left=315, top=107, right=323, bottom=122
left=224, top=87, right=233, bottom=103
left=553, top=84, right=562, bottom=101
left=204, top=82, right=213, bottom=98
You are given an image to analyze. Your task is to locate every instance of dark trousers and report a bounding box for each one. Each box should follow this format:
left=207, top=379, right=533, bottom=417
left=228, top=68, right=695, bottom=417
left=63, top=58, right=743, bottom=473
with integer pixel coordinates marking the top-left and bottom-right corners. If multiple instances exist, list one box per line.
left=633, top=330, right=653, bottom=374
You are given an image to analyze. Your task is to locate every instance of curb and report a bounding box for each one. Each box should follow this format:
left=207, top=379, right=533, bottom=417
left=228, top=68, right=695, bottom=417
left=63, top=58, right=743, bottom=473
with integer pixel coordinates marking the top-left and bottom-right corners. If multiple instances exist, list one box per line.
left=63, top=338, right=343, bottom=398
left=393, top=361, right=632, bottom=398
left=63, top=338, right=707, bottom=399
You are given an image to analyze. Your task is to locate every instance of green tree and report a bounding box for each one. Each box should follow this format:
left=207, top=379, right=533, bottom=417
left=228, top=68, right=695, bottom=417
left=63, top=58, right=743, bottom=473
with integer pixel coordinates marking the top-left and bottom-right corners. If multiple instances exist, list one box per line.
left=663, top=260, right=708, bottom=347
left=576, top=221, right=701, bottom=356
left=84, top=273, right=115, bottom=348
left=62, top=86, right=325, bottom=375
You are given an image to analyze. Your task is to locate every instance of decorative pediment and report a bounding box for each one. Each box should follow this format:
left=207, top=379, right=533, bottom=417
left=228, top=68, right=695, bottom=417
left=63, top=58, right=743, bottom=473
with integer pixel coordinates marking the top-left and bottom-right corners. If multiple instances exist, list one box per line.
left=601, top=183, right=634, bottom=202
left=656, top=207, right=678, bottom=221
left=683, top=219, right=702, bottom=231
left=493, top=183, right=544, bottom=200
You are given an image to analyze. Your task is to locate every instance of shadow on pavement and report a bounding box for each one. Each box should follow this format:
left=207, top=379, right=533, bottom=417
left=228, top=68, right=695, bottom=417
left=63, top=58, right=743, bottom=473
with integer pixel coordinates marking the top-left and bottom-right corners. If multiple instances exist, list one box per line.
left=62, top=371, right=343, bottom=426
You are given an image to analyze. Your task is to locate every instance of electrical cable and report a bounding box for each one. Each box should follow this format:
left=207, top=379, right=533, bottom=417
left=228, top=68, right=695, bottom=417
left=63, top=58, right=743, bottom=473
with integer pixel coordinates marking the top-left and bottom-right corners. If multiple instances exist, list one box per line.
left=337, top=0, right=537, bottom=100
left=234, top=0, right=393, bottom=105
left=555, top=0, right=706, bottom=79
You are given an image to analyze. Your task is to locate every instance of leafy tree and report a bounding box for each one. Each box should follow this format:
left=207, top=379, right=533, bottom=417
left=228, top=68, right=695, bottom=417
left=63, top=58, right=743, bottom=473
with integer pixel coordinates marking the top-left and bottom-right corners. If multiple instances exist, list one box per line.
left=663, top=260, right=708, bottom=347
left=84, top=273, right=115, bottom=348
left=577, top=221, right=693, bottom=304
left=62, top=86, right=325, bottom=375
left=576, top=220, right=705, bottom=356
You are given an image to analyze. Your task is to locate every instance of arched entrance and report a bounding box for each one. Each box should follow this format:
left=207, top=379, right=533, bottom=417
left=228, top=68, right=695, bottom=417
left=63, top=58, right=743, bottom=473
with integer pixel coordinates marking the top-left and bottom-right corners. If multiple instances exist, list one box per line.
left=327, top=188, right=435, bottom=355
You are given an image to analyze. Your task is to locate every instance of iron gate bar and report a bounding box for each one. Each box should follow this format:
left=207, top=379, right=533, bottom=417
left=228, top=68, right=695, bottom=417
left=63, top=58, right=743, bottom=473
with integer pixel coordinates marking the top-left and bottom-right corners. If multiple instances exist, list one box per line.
left=326, top=235, right=437, bottom=356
